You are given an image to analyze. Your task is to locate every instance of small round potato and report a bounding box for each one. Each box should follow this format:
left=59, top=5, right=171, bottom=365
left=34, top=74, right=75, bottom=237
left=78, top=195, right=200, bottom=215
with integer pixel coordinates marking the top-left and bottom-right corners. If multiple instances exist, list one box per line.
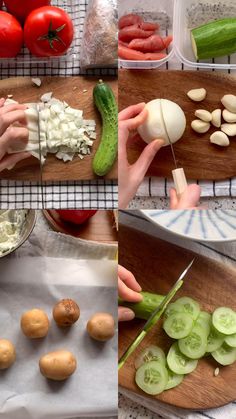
left=53, top=299, right=80, bottom=327
left=0, top=339, right=16, bottom=370
left=21, top=309, right=50, bottom=339
left=87, top=312, right=115, bottom=342
left=39, top=350, right=77, bottom=381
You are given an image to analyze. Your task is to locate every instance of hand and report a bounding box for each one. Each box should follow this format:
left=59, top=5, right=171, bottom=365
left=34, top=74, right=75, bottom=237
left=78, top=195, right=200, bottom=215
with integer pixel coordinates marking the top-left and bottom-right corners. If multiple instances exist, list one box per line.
left=118, top=265, right=143, bottom=322
left=0, top=98, right=30, bottom=172
left=170, top=184, right=201, bottom=209
left=119, top=103, right=164, bottom=209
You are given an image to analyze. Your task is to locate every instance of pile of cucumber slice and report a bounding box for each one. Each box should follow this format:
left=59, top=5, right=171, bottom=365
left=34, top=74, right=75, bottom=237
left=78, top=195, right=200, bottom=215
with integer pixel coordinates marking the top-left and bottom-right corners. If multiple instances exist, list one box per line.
left=135, top=297, right=236, bottom=396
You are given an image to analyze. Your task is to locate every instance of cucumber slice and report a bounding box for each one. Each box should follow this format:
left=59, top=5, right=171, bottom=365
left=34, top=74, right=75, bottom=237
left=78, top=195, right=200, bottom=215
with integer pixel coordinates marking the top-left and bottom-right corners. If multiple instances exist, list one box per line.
left=225, top=333, right=236, bottom=348
left=211, top=343, right=236, bottom=366
left=195, top=311, right=212, bottom=336
left=163, top=312, right=194, bottom=339
left=212, top=307, right=236, bottom=335
left=167, top=342, right=198, bottom=374
left=164, top=302, right=183, bottom=319
left=135, top=346, right=166, bottom=370
left=207, top=327, right=225, bottom=353
left=174, top=297, right=200, bottom=320
left=135, top=361, right=168, bottom=395
left=178, top=325, right=207, bottom=359
left=165, top=368, right=184, bottom=390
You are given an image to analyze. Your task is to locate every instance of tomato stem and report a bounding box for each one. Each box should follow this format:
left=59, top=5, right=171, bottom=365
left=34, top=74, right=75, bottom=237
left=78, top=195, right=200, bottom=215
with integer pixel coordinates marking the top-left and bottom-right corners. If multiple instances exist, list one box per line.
left=38, top=20, right=66, bottom=51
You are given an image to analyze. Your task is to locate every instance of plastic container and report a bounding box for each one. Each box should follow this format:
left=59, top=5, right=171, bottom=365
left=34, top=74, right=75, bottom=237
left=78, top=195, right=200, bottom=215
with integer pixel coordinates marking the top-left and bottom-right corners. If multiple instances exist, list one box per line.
left=0, top=0, right=78, bottom=65
left=118, top=0, right=174, bottom=69
left=174, top=0, right=236, bottom=70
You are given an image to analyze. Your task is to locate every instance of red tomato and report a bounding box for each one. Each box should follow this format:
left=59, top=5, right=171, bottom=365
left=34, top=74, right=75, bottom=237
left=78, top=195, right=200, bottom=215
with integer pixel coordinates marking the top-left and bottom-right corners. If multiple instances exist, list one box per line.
left=56, top=210, right=97, bottom=225
left=4, top=0, right=51, bottom=23
left=0, top=11, right=23, bottom=57
left=24, top=6, right=74, bottom=57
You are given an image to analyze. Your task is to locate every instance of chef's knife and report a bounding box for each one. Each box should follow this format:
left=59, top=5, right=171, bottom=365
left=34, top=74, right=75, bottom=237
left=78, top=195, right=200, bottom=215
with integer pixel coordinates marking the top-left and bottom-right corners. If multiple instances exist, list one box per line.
left=118, top=258, right=195, bottom=370
left=160, top=104, right=188, bottom=198
left=36, top=104, right=45, bottom=209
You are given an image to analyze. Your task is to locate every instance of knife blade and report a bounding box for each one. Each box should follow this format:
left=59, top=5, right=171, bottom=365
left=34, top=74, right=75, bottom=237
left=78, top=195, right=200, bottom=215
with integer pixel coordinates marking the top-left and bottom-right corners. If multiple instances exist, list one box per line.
left=118, top=258, right=195, bottom=370
left=36, top=104, right=45, bottom=209
left=160, top=102, right=188, bottom=198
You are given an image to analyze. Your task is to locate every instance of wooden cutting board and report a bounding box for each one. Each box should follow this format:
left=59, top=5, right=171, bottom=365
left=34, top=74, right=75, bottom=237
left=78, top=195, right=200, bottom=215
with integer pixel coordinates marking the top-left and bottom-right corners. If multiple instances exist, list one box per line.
left=119, top=224, right=236, bottom=410
left=43, top=210, right=118, bottom=243
left=119, top=70, right=236, bottom=180
left=0, top=77, right=117, bottom=181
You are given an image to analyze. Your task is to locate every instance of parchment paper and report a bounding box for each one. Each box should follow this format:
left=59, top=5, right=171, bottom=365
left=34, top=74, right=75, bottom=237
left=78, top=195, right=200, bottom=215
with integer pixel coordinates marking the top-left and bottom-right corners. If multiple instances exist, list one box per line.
left=0, top=256, right=117, bottom=419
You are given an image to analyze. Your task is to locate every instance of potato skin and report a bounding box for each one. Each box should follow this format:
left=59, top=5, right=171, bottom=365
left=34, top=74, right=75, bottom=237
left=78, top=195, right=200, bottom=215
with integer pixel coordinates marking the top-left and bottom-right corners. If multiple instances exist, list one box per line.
left=39, top=350, right=77, bottom=381
left=53, top=299, right=80, bottom=327
left=0, top=339, right=16, bottom=369
left=21, top=309, right=49, bottom=338
left=87, top=312, right=115, bottom=341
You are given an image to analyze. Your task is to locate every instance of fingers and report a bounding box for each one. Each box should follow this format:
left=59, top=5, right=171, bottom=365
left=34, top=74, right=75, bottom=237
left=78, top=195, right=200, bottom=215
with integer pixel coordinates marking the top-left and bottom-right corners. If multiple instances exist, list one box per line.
left=170, top=184, right=201, bottom=210
left=0, top=152, right=31, bottom=172
left=118, top=265, right=142, bottom=292
left=118, top=277, right=143, bottom=303
left=0, top=103, right=27, bottom=115
left=0, top=110, right=27, bottom=137
left=132, top=139, right=164, bottom=183
left=0, top=126, right=29, bottom=159
left=119, top=103, right=146, bottom=122
left=118, top=306, right=135, bottom=322
left=0, top=98, right=5, bottom=108
left=125, top=107, right=148, bottom=131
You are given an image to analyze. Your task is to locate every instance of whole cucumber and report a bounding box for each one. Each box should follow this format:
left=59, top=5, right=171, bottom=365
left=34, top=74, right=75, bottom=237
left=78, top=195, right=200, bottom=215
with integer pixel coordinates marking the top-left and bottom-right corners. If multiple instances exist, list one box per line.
left=119, top=291, right=164, bottom=320
left=93, top=80, right=118, bottom=177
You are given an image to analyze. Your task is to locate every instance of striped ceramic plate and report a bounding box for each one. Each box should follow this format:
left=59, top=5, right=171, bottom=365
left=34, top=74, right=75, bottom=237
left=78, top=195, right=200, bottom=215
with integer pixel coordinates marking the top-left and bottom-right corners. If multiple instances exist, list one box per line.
left=141, top=210, right=236, bottom=243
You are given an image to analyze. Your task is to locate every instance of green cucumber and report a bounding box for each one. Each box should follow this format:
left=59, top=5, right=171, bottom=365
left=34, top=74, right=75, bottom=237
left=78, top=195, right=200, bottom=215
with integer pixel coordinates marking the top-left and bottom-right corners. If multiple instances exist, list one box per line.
left=92, top=80, right=118, bottom=176
left=191, top=18, right=236, bottom=60
left=135, top=361, right=168, bottom=395
left=118, top=291, right=164, bottom=320
left=134, top=345, right=166, bottom=370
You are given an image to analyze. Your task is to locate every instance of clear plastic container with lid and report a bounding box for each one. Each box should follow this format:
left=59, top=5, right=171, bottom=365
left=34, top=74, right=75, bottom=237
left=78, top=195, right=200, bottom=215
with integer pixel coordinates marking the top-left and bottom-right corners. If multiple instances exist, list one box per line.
left=118, top=0, right=174, bottom=69
left=0, top=0, right=78, bottom=65
left=174, top=0, right=236, bottom=70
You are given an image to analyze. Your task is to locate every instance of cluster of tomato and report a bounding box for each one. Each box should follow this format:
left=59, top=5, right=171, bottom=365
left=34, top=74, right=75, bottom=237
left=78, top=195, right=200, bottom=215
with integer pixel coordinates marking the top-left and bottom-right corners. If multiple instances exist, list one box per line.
left=0, top=0, right=74, bottom=58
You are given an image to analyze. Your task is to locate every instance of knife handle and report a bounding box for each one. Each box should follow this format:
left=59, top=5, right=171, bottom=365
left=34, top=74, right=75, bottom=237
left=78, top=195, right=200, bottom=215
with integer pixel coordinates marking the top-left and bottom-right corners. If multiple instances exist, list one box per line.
left=172, top=168, right=187, bottom=198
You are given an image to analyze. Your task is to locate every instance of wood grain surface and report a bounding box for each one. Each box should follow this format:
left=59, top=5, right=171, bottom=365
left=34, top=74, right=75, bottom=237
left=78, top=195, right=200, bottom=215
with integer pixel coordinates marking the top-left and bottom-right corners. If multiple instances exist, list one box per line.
left=0, top=77, right=117, bottom=181
left=118, top=224, right=236, bottom=410
left=119, top=70, right=236, bottom=180
left=43, top=210, right=118, bottom=243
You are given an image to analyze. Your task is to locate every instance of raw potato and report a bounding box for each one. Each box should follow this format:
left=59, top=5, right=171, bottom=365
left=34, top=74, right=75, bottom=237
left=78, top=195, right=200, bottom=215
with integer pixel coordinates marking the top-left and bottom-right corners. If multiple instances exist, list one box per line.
left=191, top=120, right=210, bottom=134
left=21, top=309, right=50, bottom=339
left=137, top=99, right=186, bottom=146
left=53, top=299, right=80, bottom=327
left=195, top=109, right=212, bottom=122
left=87, top=312, right=115, bottom=341
left=0, top=339, right=16, bottom=370
left=212, top=109, right=222, bottom=128
left=223, top=109, right=236, bottom=123
left=221, top=95, right=236, bottom=113
left=39, top=350, right=77, bottom=381
left=187, top=88, right=206, bottom=102
left=221, top=123, right=236, bottom=137
left=210, top=131, right=230, bottom=147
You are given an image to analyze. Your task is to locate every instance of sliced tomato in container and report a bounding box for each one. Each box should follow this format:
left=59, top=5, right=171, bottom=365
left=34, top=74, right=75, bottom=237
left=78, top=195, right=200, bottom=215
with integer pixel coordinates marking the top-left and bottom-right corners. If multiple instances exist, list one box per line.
left=24, top=6, right=74, bottom=57
left=129, top=35, right=166, bottom=52
left=119, top=25, right=155, bottom=42
left=0, top=11, right=23, bottom=57
left=118, top=13, right=143, bottom=29
left=4, top=0, right=51, bottom=23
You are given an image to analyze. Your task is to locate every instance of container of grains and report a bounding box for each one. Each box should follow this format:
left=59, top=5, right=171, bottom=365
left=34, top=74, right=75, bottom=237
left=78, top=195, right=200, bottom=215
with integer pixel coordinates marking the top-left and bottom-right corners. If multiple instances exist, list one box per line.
left=174, top=0, right=236, bottom=70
